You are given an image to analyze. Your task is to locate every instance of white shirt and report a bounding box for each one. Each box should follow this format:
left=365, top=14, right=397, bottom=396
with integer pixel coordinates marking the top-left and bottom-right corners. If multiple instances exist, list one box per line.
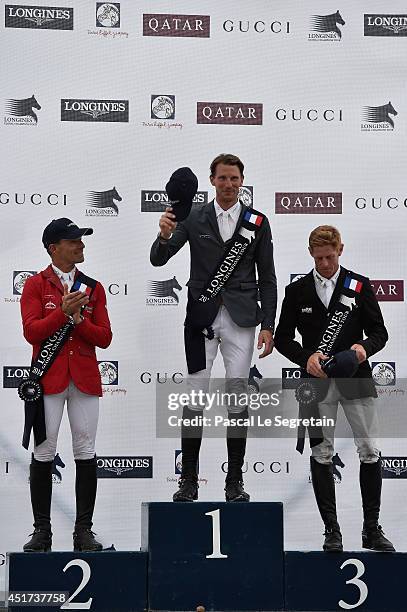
left=313, top=267, right=340, bottom=309
left=52, top=264, right=76, bottom=291
left=214, top=200, right=241, bottom=242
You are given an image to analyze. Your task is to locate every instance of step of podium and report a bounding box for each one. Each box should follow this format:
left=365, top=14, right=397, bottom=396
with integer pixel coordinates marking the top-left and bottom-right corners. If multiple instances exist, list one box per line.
left=285, top=551, right=406, bottom=612
left=142, top=501, right=284, bottom=611
left=6, top=551, right=147, bottom=612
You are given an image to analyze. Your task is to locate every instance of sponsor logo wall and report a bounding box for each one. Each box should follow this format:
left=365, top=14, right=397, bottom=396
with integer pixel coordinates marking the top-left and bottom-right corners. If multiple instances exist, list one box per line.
left=1, top=1, right=406, bottom=590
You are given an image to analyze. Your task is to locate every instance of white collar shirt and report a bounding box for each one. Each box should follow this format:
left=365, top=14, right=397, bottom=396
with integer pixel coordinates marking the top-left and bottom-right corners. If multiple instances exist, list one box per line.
left=52, top=264, right=76, bottom=291
left=313, top=267, right=341, bottom=309
left=214, top=199, right=241, bottom=242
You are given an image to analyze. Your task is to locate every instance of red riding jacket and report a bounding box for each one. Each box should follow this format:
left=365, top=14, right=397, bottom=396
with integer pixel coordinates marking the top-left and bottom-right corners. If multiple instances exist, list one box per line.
left=20, top=265, right=112, bottom=396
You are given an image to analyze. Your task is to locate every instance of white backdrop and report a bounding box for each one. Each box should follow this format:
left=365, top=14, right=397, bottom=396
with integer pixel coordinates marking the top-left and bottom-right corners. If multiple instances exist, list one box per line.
left=1, top=0, right=407, bottom=594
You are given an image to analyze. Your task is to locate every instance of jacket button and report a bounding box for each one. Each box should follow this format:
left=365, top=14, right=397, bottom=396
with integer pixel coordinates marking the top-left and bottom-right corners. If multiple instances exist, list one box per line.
left=69, top=337, right=73, bottom=341
left=69, top=351, right=73, bottom=355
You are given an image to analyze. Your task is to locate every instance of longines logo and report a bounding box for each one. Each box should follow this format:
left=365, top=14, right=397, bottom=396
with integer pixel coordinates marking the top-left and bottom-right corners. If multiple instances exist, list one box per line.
left=98, top=361, right=118, bottom=385
left=355, top=196, right=407, bottom=210
left=97, top=456, right=153, bottom=478
left=370, top=280, right=404, bottom=302
left=4, top=95, right=41, bottom=125
left=222, top=19, right=290, bottom=34
left=86, top=187, right=122, bottom=216
left=372, top=362, right=396, bottom=386
left=141, top=190, right=207, bottom=212
left=282, top=368, right=301, bottom=390
left=275, top=193, right=342, bottom=215
left=364, top=15, right=407, bottom=37
left=290, top=274, right=306, bottom=283
left=3, top=366, right=30, bottom=388
left=140, top=372, right=183, bottom=384
left=197, top=102, right=263, bottom=125
left=0, top=192, right=67, bottom=206
left=361, top=102, right=397, bottom=131
left=13, top=271, right=36, bottom=295
left=61, top=99, right=129, bottom=122
left=239, top=186, right=253, bottom=207
left=309, top=11, right=345, bottom=41
left=143, top=14, right=210, bottom=38
left=146, top=277, right=182, bottom=305
left=381, top=457, right=407, bottom=478
left=5, top=4, right=74, bottom=29
left=275, top=108, right=342, bottom=122
left=96, top=3, right=120, bottom=28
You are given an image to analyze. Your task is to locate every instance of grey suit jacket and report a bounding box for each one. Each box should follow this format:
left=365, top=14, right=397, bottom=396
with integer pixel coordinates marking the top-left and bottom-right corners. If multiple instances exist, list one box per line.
left=150, top=200, right=277, bottom=329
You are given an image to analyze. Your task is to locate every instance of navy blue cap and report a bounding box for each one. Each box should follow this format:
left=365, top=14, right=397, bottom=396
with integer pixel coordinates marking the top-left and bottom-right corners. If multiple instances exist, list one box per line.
left=165, top=167, right=198, bottom=222
left=321, top=350, right=359, bottom=378
left=42, top=218, right=93, bottom=249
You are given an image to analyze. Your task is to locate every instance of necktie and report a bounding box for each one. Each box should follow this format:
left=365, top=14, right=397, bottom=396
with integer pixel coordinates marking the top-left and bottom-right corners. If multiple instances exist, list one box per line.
left=218, top=211, right=231, bottom=242
left=324, top=279, right=334, bottom=308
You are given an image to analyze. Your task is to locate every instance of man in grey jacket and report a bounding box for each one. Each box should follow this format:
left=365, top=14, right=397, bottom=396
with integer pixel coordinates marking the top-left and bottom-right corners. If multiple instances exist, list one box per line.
left=150, top=154, right=277, bottom=502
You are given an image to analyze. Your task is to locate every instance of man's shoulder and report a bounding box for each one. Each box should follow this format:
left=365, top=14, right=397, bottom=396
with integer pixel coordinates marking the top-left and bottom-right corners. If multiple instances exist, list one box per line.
left=341, top=267, right=369, bottom=284
left=285, top=271, right=313, bottom=293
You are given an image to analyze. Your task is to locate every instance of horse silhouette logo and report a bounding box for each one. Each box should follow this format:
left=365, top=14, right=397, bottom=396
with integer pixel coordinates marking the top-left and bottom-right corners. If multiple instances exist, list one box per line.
left=248, top=365, right=263, bottom=393
left=147, top=277, right=182, bottom=304
left=52, top=453, right=66, bottom=484
left=5, top=95, right=41, bottom=123
left=362, top=102, right=398, bottom=129
left=87, top=187, right=122, bottom=215
left=332, top=453, right=345, bottom=483
left=309, top=453, right=345, bottom=484
left=310, top=11, right=345, bottom=38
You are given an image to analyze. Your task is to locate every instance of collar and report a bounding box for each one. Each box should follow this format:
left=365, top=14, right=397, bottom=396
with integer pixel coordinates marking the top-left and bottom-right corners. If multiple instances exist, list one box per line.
left=313, top=267, right=341, bottom=286
left=214, top=199, right=241, bottom=220
left=51, top=264, right=76, bottom=282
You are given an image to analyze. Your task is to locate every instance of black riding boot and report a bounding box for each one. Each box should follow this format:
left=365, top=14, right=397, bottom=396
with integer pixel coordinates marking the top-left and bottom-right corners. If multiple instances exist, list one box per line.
left=173, top=406, right=202, bottom=502
left=73, top=457, right=102, bottom=551
left=360, top=459, right=395, bottom=552
left=225, top=409, right=250, bottom=502
left=23, top=456, right=53, bottom=552
left=310, top=457, right=343, bottom=552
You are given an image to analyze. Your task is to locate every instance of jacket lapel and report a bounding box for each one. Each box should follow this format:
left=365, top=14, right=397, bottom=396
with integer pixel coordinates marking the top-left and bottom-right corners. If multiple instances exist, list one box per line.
left=42, top=264, right=64, bottom=293
left=206, top=200, right=224, bottom=244
left=302, top=271, right=326, bottom=312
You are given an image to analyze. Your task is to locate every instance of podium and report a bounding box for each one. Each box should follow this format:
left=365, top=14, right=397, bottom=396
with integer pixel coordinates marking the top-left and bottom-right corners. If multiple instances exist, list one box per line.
left=285, top=551, right=407, bottom=611
left=6, top=551, right=147, bottom=612
left=142, top=501, right=284, bottom=611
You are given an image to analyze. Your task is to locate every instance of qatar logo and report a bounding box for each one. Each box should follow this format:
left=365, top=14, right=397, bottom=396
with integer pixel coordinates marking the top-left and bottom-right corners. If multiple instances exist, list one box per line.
left=147, top=277, right=182, bottom=305
left=96, top=3, right=120, bottom=28
left=362, top=102, right=398, bottom=131
left=239, top=186, right=253, bottom=207
left=4, top=95, right=41, bottom=125
left=86, top=187, right=122, bottom=216
left=372, top=362, right=396, bottom=386
left=143, top=14, right=210, bottom=38
left=370, top=280, right=404, bottom=301
left=309, top=11, right=345, bottom=40
left=151, top=95, right=175, bottom=120
left=275, top=192, right=342, bottom=214
left=197, top=102, right=262, bottom=125
left=98, top=361, right=118, bottom=385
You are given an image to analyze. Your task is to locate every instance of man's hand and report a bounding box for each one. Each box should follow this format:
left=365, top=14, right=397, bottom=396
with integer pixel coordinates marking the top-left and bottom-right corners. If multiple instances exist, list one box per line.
left=61, top=283, right=89, bottom=316
left=350, top=343, right=367, bottom=364
left=159, top=206, right=177, bottom=239
left=306, top=352, right=329, bottom=378
left=257, top=330, right=274, bottom=359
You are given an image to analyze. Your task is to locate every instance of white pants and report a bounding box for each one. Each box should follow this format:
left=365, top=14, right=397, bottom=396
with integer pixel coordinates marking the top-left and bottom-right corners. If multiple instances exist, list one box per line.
left=34, top=381, right=99, bottom=462
left=187, top=306, right=256, bottom=414
left=312, top=380, right=380, bottom=465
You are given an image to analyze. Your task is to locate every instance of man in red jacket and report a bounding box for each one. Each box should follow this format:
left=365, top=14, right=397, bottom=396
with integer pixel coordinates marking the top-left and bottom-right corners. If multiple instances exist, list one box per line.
left=20, top=218, right=112, bottom=552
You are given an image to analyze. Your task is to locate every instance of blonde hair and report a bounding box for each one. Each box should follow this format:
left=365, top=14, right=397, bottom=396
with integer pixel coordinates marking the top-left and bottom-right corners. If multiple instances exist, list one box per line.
left=309, top=225, right=342, bottom=251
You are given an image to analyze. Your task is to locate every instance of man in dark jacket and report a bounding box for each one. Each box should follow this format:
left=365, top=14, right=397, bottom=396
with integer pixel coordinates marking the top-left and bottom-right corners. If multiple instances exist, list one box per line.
left=151, top=154, right=277, bottom=502
left=274, top=225, right=394, bottom=552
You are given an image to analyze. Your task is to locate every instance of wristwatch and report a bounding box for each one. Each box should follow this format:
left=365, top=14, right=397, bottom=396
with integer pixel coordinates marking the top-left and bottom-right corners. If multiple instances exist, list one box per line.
left=158, top=231, right=173, bottom=244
